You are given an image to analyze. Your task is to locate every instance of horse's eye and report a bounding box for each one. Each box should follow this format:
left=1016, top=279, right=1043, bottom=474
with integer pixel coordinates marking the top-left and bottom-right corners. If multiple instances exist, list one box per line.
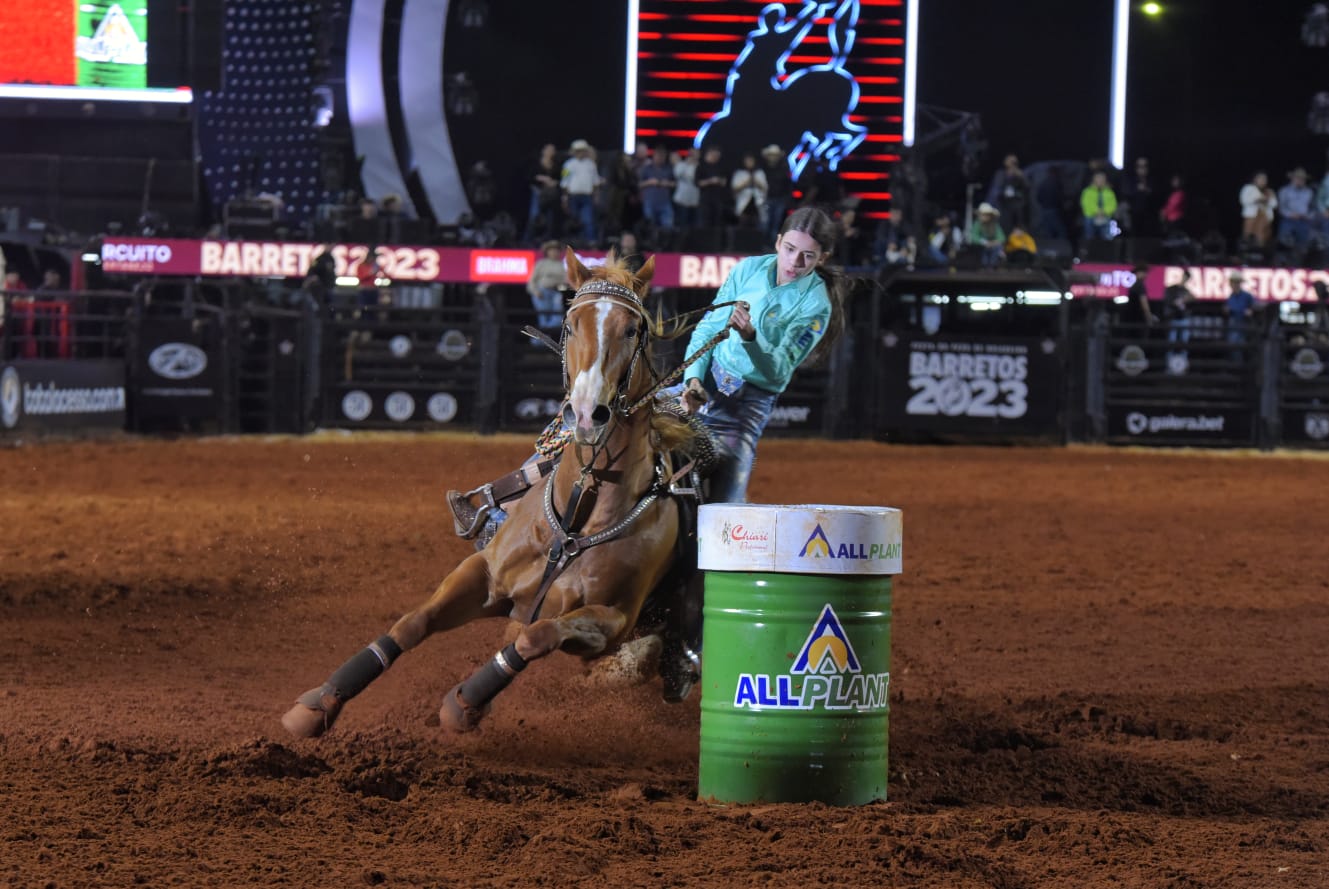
left=625, top=327, right=638, bottom=339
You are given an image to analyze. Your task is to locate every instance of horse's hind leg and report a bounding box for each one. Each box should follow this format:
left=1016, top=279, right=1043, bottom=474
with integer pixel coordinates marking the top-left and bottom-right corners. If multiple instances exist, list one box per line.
left=439, top=604, right=629, bottom=732
left=282, top=551, right=498, bottom=739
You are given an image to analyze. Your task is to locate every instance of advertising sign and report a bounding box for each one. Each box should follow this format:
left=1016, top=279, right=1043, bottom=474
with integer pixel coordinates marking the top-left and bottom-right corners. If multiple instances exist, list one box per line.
left=877, top=333, right=1063, bottom=436
left=1, top=361, right=126, bottom=434
left=133, top=318, right=222, bottom=421
left=1107, top=407, right=1253, bottom=445
left=98, top=238, right=747, bottom=288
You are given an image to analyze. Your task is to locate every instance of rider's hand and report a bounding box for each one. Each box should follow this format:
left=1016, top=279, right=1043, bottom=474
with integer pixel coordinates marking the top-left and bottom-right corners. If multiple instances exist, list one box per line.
left=680, top=378, right=709, bottom=415
left=728, top=300, right=755, bottom=341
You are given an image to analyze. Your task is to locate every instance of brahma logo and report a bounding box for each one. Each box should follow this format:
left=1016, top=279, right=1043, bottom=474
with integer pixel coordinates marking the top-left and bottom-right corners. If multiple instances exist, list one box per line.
left=797, top=522, right=900, bottom=562
left=470, top=250, right=532, bottom=282
left=733, top=604, right=888, bottom=712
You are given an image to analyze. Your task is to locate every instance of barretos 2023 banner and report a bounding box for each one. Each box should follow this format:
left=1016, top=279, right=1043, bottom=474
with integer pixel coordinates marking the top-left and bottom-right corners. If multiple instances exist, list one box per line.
left=98, top=238, right=749, bottom=289
left=1072, top=263, right=1329, bottom=303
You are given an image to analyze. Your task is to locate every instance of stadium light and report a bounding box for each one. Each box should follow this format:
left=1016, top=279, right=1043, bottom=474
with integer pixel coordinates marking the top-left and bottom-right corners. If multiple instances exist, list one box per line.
left=903, top=0, right=918, bottom=146
left=623, top=0, right=640, bottom=154
left=1141, top=2, right=1162, bottom=16
left=1109, top=0, right=1130, bottom=169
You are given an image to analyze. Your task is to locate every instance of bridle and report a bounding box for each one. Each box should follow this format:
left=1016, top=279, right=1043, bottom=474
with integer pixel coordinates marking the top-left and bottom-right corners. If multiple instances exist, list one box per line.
left=559, top=278, right=653, bottom=424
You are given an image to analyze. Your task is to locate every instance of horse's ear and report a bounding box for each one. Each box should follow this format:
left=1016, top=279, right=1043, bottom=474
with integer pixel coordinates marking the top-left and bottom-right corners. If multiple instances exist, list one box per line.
left=565, top=247, right=589, bottom=287
left=635, top=255, right=656, bottom=292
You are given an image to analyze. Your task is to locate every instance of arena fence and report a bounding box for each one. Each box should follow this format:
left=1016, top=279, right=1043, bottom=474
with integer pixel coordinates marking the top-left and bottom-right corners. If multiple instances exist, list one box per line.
left=3, top=284, right=1329, bottom=451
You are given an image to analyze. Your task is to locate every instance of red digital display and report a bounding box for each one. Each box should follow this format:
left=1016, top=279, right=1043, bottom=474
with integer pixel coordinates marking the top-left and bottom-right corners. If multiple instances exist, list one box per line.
left=0, top=1, right=77, bottom=85
left=633, top=0, right=906, bottom=219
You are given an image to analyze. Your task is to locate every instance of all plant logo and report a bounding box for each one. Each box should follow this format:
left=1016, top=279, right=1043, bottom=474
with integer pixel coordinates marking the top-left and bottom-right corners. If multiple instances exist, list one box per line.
left=733, top=604, right=888, bottom=712
left=797, top=522, right=900, bottom=562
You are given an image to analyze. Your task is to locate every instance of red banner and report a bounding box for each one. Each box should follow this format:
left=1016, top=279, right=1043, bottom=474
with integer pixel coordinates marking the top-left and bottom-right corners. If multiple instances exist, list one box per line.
left=1069, top=262, right=1327, bottom=303
left=99, top=238, right=746, bottom=289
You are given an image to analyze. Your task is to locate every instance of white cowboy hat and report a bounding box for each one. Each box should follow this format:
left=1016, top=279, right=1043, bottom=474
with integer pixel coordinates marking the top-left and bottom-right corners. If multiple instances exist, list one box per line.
left=761, top=144, right=784, bottom=157
left=977, top=202, right=1000, bottom=216
left=570, top=139, right=592, bottom=152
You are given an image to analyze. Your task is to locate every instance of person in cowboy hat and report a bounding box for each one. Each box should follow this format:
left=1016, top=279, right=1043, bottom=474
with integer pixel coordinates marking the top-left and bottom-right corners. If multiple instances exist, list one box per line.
left=1278, top=166, right=1315, bottom=254
left=968, top=201, right=1006, bottom=267
left=561, top=139, right=601, bottom=245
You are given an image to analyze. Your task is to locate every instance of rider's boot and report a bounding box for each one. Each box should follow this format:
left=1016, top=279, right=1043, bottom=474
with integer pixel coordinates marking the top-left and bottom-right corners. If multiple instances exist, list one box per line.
left=446, top=457, right=559, bottom=542
left=659, top=573, right=704, bottom=702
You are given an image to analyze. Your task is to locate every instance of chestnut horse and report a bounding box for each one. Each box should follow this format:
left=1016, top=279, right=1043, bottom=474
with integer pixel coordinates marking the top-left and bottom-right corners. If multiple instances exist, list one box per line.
left=282, top=249, right=699, bottom=738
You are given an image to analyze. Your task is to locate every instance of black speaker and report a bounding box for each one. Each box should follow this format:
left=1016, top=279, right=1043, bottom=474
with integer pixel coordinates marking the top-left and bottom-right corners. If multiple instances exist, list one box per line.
left=190, top=0, right=226, bottom=93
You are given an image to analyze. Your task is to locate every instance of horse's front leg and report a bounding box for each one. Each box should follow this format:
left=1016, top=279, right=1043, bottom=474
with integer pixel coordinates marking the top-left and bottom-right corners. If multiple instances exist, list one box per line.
left=281, top=551, right=500, bottom=739
left=438, top=604, right=629, bottom=733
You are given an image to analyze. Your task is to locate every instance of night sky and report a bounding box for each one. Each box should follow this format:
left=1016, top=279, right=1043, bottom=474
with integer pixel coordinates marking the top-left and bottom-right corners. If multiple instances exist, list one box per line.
left=464, top=1, right=1329, bottom=242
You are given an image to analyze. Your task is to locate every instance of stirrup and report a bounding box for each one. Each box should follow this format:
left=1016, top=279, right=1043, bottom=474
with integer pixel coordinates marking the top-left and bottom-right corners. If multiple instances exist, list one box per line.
left=447, top=484, right=495, bottom=539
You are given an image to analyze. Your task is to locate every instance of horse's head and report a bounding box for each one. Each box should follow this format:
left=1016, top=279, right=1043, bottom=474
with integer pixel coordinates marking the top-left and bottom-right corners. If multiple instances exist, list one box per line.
left=561, top=248, right=657, bottom=446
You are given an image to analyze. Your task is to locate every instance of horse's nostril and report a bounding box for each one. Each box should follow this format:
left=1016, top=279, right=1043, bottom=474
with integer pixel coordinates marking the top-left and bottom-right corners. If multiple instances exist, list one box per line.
left=562, top=404, right=576, bottom=427
left=591, top=404, right=612, bottom=425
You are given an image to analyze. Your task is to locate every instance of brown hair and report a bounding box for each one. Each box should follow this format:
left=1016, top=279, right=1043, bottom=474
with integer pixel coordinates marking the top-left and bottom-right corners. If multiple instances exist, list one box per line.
left=781, top=206, right=846, bottom=368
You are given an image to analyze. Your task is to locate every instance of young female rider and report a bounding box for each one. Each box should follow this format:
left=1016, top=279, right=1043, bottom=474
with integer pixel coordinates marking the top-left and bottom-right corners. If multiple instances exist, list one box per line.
left=675, top=204, right=846, bottom=502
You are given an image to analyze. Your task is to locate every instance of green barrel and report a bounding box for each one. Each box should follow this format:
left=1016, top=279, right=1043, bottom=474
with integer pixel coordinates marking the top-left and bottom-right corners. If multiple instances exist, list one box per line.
left=696, top=503, right=902, bottom=806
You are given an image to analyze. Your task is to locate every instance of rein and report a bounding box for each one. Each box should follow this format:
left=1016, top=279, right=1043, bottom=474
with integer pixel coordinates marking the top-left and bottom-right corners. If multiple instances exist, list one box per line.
left=533, top=283, right=741, bottom=457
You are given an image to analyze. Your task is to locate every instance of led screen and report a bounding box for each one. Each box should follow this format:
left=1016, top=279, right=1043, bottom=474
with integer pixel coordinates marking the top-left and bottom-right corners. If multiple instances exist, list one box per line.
left=0, top=1, right=190, bottom=102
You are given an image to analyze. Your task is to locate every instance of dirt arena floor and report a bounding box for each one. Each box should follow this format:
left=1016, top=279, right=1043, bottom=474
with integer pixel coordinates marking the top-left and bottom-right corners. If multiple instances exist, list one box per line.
left=1, top=433, right=1327, bottom=888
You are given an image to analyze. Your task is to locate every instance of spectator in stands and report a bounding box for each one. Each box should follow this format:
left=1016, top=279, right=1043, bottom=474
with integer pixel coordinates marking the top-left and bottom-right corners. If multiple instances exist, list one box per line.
left=1121, top=156, right=1158, bottom=237
left=524, top=143, right=562, bottom=243
left=1159, top=174, right=1189, bottom=238
left=1277, top=167, right=1315, bottom=255
left=1162, top=268, right=1193, bottom=370
left=602, top=150, right=638, bottom=243
left=1223, top=271, right=1257, bottom=362
left=614, top=230, right=645, bottom=275
left=986, top=154, right=1029, bottom=232
left=797, top=158, right=844, bottom=210
left=4, top=269, right=27, bottom=292
left=926, top=214, right=960, bottom=266
left=672, top=150, right=700, bottom=232
left=696, top=146, right=730, bottom=231
left=36, top=269, right=63, bottom=292
left=761, top=144, right=793, bottom=241
left=1079, top=170, right=1118, bottom=242
left=731, top=151, right=768, bottom=229
left=873, top=208, right=915, bottom=270
left=1315, top=167, right=1329, bottom=245
left=1312, top=280, right=1329, bottom=343
left=834, top=207, right=872, bottom=271
left=526, top=239, right=568, bottom=336
left=1033, top=166, right=1068, bottom=241
left=352, top=198, right=380, bottom=244
left=561, top=139, right=601, bottom=246
left=1004, top=226, right=1037, bottom=266
left=636, top=145, right=676, bottom=243
left=379, top=193, right=408, bottom=242
left=968, top=202, right=1006, bottom=268
left=1239, top=170, right=1278, bottom=249
left=1121, top=263, right=1157, bottom=329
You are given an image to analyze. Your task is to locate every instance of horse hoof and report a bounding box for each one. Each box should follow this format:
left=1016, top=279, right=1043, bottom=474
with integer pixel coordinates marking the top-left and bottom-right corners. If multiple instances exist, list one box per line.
left=438, top=682, right=488, bottom=734
left=281, top=687, right=342, bottom=738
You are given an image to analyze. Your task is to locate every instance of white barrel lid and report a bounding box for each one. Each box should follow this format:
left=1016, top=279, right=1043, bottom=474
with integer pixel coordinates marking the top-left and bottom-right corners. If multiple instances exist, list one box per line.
left=697, top=503, right=902, bottom=575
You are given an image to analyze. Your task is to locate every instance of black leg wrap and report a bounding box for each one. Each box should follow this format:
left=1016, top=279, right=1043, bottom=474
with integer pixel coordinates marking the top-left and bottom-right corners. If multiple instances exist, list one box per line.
left=327, top=635, right=403, bottom=701
left=457, top=643, right=528, bottom=708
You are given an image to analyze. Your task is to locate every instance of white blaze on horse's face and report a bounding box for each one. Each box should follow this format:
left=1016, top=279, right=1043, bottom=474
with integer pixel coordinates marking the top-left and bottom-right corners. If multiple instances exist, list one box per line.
left=565, top=299, right=623, bottom=445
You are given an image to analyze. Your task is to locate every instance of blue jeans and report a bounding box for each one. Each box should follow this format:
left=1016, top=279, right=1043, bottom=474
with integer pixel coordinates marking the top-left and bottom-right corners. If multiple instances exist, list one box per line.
left=694, top=373, right=778, bottom=504
left=641, top=192, right=674, bottom=230
left=531, top=287, right=562, bottom=331
left=567, top=193, right=597, bottom=244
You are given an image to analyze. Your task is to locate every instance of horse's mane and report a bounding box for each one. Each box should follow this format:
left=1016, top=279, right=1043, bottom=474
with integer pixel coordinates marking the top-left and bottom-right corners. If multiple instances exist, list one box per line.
left=587, top=254, right=698, bottom=458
